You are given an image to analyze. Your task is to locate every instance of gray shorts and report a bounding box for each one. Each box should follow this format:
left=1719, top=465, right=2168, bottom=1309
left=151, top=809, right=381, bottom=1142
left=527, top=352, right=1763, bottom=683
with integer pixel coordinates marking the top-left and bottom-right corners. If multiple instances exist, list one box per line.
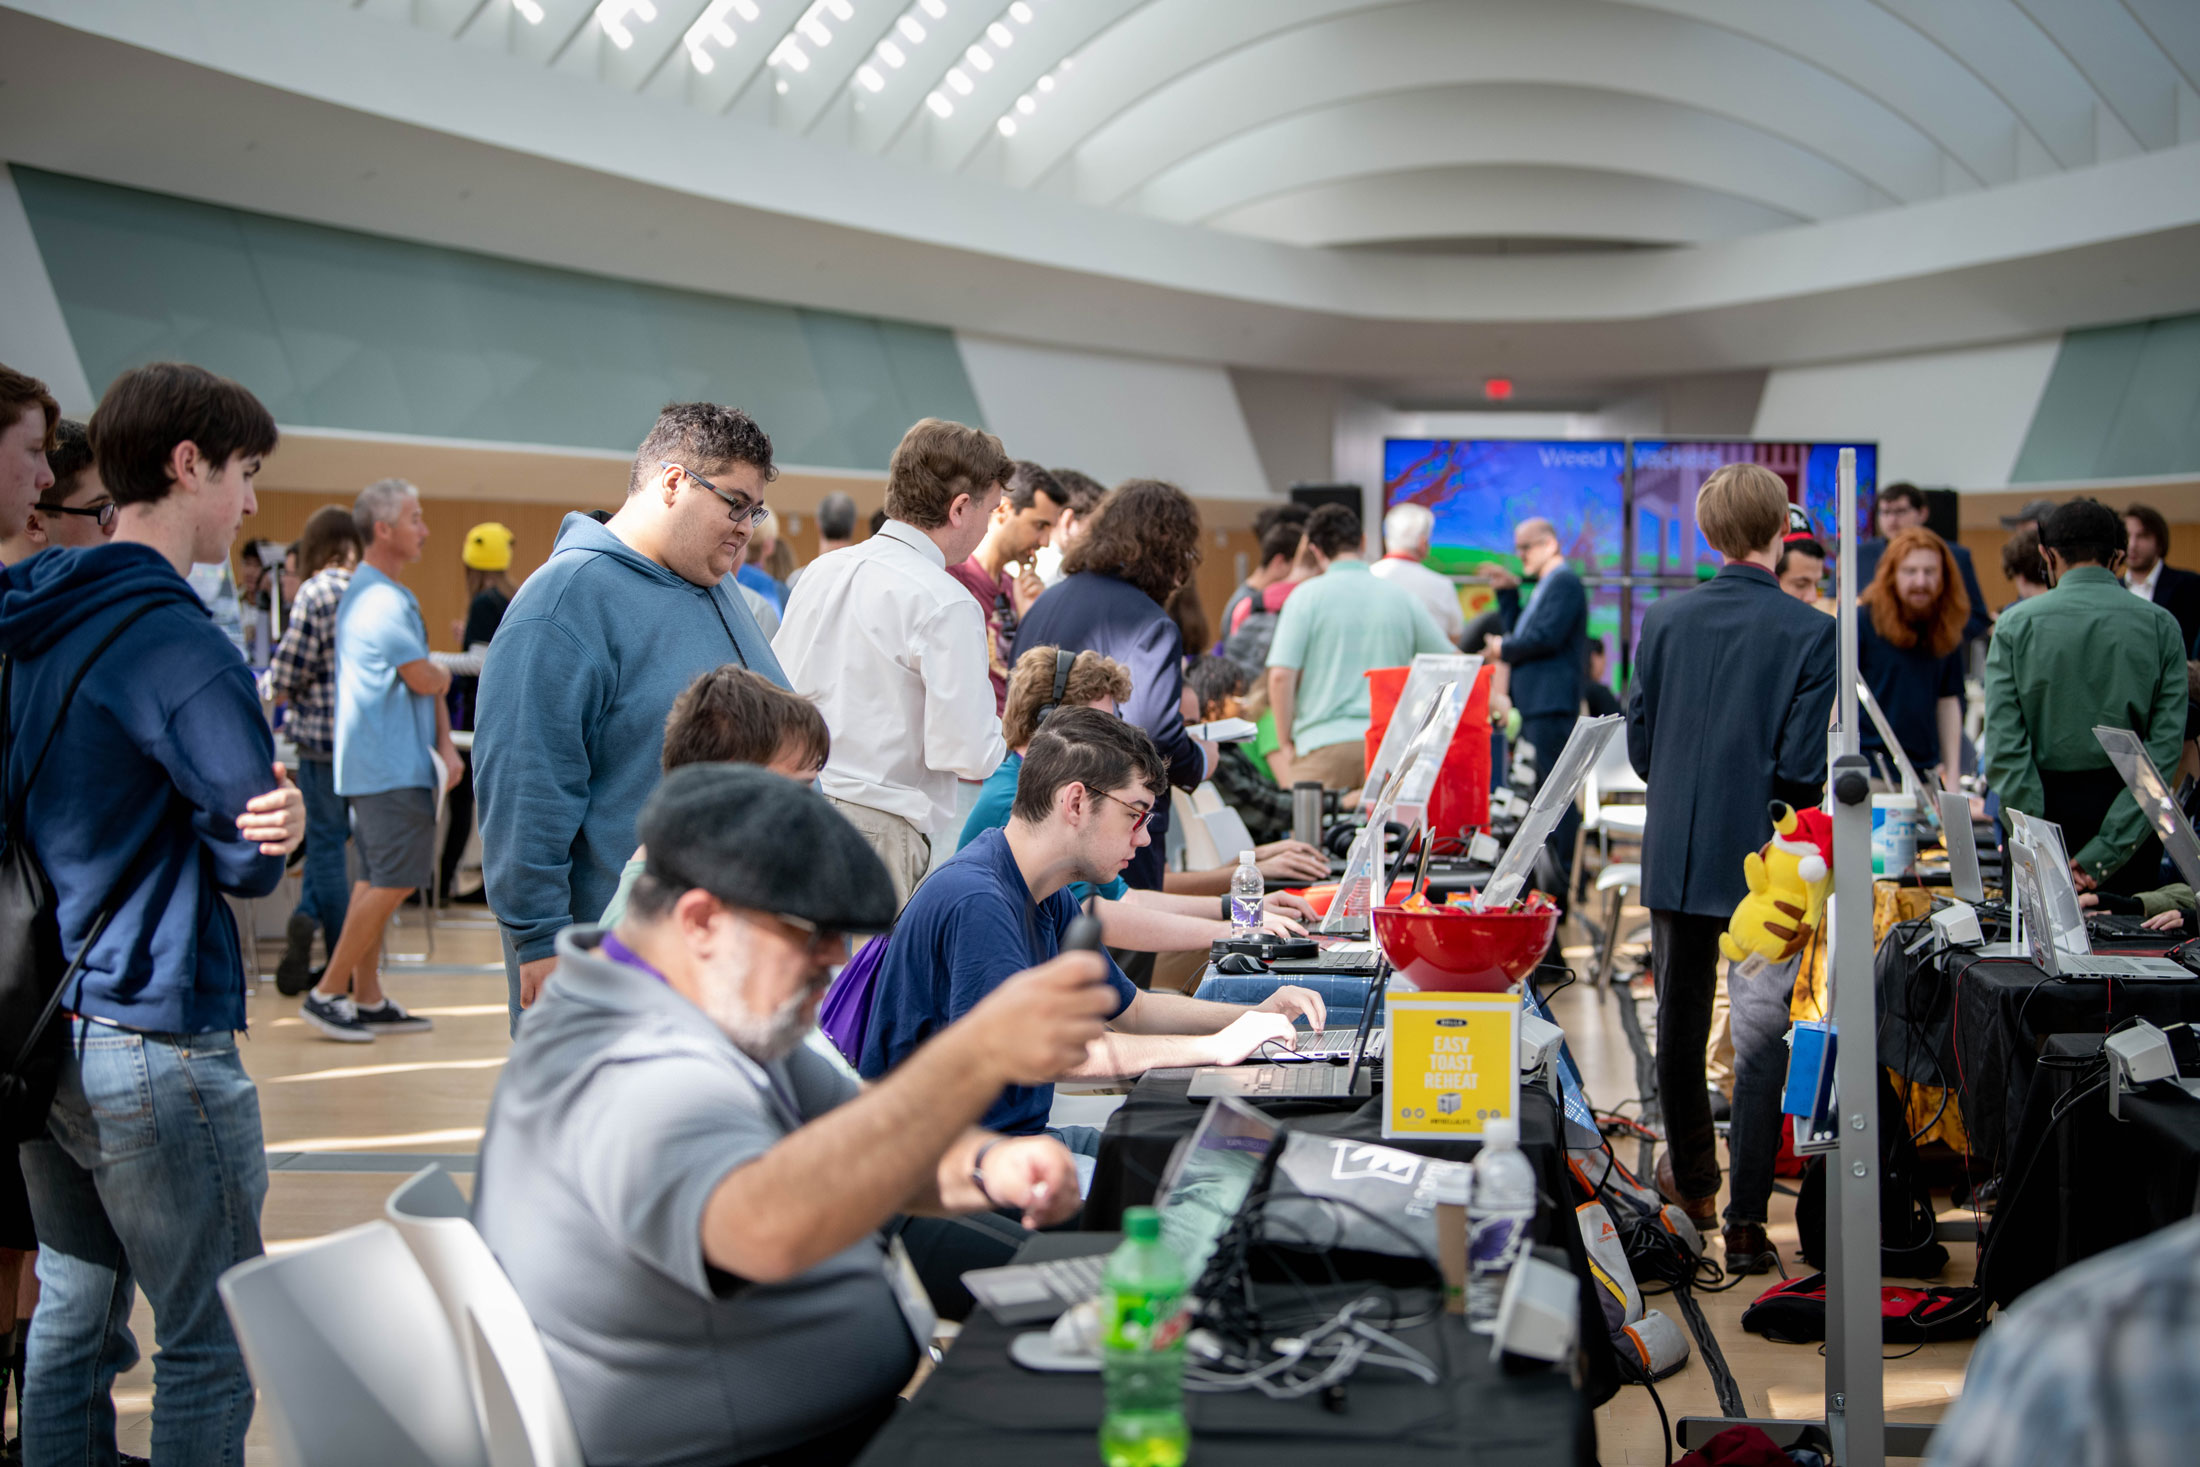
left=350, top=787, right=436, bottom=891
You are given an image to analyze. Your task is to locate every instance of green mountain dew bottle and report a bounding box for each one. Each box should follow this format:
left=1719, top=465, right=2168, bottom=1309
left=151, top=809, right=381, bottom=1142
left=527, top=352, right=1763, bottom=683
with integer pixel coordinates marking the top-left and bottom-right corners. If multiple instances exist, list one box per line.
left=1099, top=1206, right=1190, bottom=1467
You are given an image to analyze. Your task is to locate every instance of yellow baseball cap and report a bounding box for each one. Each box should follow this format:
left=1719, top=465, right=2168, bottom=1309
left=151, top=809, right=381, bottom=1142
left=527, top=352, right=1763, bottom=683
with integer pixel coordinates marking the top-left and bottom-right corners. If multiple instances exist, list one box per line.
left=463, top=522, right=514, bottom=571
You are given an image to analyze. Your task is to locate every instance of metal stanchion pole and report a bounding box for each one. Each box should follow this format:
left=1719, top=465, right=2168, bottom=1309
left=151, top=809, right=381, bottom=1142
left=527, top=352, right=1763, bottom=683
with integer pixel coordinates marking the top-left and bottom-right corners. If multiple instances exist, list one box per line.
left=1826, top=448, right=1886, bottom=1467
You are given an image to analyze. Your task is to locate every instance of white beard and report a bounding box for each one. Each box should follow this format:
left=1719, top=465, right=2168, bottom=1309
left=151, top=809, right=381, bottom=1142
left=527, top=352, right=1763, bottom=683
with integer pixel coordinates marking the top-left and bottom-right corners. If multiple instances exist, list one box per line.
left=705, top=973, right=817, bottom=1063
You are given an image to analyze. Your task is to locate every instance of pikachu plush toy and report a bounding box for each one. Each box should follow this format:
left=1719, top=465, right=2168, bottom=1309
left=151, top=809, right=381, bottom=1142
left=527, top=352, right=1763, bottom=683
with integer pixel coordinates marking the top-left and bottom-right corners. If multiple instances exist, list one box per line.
left=1718, top=802, right=1835, bottom=964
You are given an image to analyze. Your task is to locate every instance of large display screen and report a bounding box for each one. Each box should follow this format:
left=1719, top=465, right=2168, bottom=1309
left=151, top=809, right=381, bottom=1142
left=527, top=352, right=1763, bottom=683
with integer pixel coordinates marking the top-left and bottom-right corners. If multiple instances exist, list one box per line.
left=1381, top=439, right=1625, bottom=663
left=1630, top=440, right=1877, bottom=575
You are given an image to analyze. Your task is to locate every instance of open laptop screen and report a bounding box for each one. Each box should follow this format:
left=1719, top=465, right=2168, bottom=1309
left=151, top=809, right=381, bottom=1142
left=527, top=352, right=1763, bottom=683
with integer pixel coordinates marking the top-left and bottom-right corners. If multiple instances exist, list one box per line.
left=2094, top=725, right=2200, bottom=892
left=1154, top=1097, right=1281, bottom=1281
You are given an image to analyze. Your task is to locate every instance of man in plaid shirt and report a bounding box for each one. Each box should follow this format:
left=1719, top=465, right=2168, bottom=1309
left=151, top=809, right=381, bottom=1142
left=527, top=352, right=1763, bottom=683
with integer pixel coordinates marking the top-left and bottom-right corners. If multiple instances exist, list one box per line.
left=1927, top=1214, right=2200, bottom=1467
left=265, top=506, right=361, bottom=991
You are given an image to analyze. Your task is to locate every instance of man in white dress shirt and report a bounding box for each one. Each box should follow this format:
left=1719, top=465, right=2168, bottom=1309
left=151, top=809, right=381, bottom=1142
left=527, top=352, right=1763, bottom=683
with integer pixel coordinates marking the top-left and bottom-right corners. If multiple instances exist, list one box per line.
left=1370, top=502, right=1464, bottom=646
left=776, top=419, right=1010, bottom=906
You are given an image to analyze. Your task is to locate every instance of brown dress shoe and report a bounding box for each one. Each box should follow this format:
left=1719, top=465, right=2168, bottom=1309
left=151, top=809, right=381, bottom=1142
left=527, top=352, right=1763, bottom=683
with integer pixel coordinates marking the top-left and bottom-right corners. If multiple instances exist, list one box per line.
left=1722, top=1221, right=1777, bottom=1275
left=1655, top=1149, right=1719, bottom=1230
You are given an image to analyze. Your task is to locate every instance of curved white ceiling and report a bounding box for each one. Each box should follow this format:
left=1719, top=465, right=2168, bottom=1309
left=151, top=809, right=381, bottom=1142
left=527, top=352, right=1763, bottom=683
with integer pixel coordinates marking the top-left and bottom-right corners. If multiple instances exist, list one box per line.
left=395, top=0, right=2200, bottom=251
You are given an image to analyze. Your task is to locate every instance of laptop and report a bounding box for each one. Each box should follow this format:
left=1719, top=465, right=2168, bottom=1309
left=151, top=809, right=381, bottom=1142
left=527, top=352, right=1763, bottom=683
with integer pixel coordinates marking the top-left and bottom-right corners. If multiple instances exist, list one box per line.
left=1938, top=789, right=1987, bottom=905
left=1186, top=968, right=1385, bottom=1098
left=1476, top=714, right=1622, bottom=909
left=1855, top=679, right=1942, bottom=838
left=2005, top=823, right=2188, bottom=980
left=1265, top=965, right=1393, bottom=1061
left=961, top=1097, right=1282, bottom=1325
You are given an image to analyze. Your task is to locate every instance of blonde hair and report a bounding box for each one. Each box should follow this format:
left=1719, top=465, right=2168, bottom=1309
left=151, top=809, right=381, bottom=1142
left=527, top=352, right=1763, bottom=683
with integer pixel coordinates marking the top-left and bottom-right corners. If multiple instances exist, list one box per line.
left=1695, top=464, right=1789, bottom=560
left=1003, top=646, right=1133, bottom=750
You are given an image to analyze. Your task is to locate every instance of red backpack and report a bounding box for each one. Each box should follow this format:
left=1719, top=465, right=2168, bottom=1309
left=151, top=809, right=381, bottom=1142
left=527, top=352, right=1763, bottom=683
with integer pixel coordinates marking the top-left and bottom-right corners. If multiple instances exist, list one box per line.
left=1740, top=1272, right=1986, bottom=1345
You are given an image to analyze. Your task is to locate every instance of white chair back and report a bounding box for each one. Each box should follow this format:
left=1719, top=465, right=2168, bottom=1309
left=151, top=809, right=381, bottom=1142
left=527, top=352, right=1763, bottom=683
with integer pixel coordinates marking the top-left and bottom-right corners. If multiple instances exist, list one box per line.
left=387, top=1167, right=586, bottom=1467
left=219, top=1221, right=490, bottom=1467
left=1201, top=805, right=1258, bottom=866
left=1581, top=730, right=1646, bottom=826
left=1172, top=788, right=1222, bottom=870
left=1191, top=782, right=1225, bottom=815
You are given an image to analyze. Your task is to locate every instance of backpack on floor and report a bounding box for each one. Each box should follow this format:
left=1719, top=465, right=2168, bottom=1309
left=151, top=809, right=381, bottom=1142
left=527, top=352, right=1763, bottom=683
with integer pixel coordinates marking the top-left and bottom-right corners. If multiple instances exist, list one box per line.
left=1793, top=1068, right=1948, bottom=1278
left=1739, top=1272, right=1986, bottom=1345
left=0, top=604, right=163, bottom=1140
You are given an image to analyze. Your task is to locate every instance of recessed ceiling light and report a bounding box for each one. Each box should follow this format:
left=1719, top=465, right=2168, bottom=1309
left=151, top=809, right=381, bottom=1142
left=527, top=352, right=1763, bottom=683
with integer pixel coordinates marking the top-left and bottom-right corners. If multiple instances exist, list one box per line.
left=1009, top=2, right=1033, bottom=21
left=965, top=44, right=992, bottom=71
left=776, top=78, right=789, bottom=93
left=987, top=22, right=1013, bottom=47
left=799, top=15, right=831, bottom=45
left=689, top=48, right=715, bottom=71
left=826, top=0, right=853, bottom=19
left=856, top=65, right=885, bottom=91
left=876, top=39, right=905, bottom=66
left=925, top=91, right=954, bottom=117
left=897, top=15, right=925, bottom=42
left=997, top=116, right=1017, bottom=136
left=920, top=0, right=947, bottom=16
left=1035, top=74, right=1053, bottom=92
left=946, top=67, right=974, bottom=94
left=512, top=0, right=544, bottom=23
left=1015, top=94, right=1035, bottom=114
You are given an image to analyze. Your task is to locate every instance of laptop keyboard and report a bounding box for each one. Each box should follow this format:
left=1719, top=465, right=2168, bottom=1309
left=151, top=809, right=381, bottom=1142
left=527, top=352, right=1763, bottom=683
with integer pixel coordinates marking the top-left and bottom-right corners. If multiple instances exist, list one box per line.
left=1290, top=1028, right=1386, bottom=1057
left=1271, top=948, right=1385, bottom=974
left=1034, top=1254, right=1106, bottom=1303
left=1246, top=1064, right=1354, bottom=1095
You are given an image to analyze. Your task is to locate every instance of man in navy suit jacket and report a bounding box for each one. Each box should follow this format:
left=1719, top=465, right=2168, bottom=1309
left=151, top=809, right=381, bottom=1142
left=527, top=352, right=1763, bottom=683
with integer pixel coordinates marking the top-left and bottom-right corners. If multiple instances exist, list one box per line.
left=2124, top=503, right=2200, bottom=654
left=1490, top=518, right=1589, bottom=884
left=1627, top=465, right=1837, bottom=1269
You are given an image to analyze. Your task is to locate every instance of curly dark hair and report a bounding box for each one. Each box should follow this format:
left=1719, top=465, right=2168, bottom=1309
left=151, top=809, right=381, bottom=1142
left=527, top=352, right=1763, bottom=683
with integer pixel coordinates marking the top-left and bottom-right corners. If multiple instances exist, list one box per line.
left=1061, top=478, right=1203, bottom=606
left=630, top=402, right=777, bottom=496
left=1304, top=503, right=1362, bottom=559
left=1047, top=467, right=1106, bottom=516
left=1006, top=460, right=1063, bottom=513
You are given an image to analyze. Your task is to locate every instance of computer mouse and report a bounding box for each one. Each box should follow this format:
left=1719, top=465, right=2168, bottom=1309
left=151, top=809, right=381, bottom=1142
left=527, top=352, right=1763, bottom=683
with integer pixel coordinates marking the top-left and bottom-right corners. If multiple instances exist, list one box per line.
left=1216, top=952, right=1267, bottom=975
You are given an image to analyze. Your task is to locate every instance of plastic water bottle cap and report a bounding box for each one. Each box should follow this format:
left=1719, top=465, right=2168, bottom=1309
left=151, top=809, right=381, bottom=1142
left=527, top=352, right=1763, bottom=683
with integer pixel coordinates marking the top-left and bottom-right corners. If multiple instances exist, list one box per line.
left=1124, top=1206, right=1161, bottom=1241
left=1483, top=1117, right=1518, bottom=1149
left=1238, top=850, right=1257, bottom=866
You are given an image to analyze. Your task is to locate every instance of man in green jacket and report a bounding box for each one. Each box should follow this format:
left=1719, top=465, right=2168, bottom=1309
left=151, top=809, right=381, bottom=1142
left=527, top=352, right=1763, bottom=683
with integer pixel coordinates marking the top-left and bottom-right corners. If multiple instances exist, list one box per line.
left=1985, top=499, right=2186, bottom=896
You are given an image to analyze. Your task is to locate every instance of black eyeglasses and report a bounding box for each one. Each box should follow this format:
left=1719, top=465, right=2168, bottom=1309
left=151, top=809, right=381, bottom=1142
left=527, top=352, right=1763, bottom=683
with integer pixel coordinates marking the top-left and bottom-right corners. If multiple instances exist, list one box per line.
left=1084, top=784, right=1154, bottom=833
left=36, top=500, right=117, bottom=530
left=662, top=462, right=768, bottom=526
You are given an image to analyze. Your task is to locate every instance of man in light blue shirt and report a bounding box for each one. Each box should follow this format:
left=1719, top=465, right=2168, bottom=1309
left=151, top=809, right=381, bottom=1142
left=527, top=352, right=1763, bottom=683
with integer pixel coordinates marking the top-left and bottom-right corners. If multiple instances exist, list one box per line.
left=1267, top=504, right=1453, bottom=790
left=309, top=478, right=454, bottom=1041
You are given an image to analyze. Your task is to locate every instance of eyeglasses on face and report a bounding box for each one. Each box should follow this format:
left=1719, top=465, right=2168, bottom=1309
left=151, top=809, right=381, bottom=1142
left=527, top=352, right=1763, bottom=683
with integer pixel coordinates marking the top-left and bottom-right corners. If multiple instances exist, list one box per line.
left=661, top=461, right=768, bottom=526
left=36, top=500, right=117, bottom=530
left=1083, top=783, right=1154, bottom=833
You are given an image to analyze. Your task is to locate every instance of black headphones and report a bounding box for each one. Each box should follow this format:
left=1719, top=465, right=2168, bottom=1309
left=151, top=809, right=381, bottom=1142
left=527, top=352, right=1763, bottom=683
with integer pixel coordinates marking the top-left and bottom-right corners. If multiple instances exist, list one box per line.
left=1036, top=647, right=1076, bottom=725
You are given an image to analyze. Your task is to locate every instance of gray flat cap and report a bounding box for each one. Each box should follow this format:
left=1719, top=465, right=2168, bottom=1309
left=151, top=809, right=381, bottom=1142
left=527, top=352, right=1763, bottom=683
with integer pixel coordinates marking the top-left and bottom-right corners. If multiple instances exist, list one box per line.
left=637, top=764, right=897, bottom=933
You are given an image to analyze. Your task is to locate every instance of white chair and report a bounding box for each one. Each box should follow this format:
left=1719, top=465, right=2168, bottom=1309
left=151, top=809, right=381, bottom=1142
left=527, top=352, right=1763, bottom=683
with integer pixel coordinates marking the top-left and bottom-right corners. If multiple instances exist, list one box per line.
left=1171, top=787, right=1222, bottom=870
left=219, top=1221, right=490, bottom=1467
left=386, top=1167, right=586, bottom=1467
left=1577, top=733, right=1648, bottom=862
left=1201, top=805, right=1258, bottom=866
left=1190, top=781, right=1225, bottom=815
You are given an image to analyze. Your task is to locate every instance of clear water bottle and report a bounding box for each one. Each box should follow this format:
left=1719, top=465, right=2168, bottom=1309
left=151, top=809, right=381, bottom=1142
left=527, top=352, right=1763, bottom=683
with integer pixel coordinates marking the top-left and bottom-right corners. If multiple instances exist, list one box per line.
left=1229, top=849, right=1263, bottom=935
left=1099, top=1207, right=1189, bottom=1467
left=1466, top=1116, right=1536, bottom=1331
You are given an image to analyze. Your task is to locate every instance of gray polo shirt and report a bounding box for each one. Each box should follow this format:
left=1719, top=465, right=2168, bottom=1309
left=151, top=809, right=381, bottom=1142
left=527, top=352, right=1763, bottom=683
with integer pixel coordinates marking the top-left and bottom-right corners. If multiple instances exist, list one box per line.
left=473, top=927, right=916, bottom=1466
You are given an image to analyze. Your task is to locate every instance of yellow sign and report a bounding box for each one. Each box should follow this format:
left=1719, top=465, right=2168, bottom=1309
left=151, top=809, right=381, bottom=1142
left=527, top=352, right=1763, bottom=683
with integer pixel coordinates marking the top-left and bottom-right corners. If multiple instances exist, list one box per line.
left=1382, top=990, right=1519, bottom=1140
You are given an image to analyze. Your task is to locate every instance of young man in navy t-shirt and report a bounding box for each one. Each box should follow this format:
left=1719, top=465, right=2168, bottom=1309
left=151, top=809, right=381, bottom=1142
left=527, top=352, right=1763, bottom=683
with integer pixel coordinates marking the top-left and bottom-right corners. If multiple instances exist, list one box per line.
left=857, top=707, right=1325, bottom=1153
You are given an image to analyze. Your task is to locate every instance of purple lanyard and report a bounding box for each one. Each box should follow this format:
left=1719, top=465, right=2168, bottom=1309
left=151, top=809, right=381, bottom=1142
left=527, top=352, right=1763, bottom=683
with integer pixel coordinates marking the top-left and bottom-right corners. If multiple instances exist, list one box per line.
left=596, top=933, right=804, bottom=1126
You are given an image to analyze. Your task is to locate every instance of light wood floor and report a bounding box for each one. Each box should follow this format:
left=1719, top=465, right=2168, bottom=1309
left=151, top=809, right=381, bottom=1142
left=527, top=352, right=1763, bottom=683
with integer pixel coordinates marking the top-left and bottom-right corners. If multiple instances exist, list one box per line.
left=94, top=909, right=1971, bottom=1463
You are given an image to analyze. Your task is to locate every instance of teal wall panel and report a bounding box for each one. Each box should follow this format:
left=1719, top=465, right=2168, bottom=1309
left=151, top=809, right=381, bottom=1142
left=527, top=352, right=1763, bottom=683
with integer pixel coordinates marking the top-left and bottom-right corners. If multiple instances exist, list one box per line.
left=2012, top=313, right=2200, bottom=482
left=12, top=166, right=982, bottom=469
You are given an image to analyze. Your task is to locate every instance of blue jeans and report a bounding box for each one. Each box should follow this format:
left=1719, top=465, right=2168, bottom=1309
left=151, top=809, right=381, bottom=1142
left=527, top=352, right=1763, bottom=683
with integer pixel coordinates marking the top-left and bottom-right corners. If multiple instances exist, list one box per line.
left=292, top=757, right=349, bottom=949
left=20, top=1022, right=268, bottom=1467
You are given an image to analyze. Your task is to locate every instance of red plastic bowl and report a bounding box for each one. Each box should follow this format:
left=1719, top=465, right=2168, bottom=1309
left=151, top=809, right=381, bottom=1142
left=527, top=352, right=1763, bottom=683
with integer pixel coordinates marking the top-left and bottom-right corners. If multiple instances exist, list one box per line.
left=1374, top=903, right=1559, bottom=992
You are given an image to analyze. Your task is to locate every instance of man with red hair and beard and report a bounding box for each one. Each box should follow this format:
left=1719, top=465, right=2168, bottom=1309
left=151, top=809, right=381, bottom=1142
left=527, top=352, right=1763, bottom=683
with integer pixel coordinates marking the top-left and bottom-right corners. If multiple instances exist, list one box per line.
left=1857, top=526, right=1970, bottom=792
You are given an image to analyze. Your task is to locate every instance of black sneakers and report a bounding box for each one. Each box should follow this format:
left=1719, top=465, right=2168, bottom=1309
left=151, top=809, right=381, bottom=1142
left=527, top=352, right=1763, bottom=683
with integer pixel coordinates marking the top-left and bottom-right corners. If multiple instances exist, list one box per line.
left=301, top=991, right=375, bottom=1043
left=275, top=913, right=319, bottom=995
left=353, top=998, right=434, bottom=1035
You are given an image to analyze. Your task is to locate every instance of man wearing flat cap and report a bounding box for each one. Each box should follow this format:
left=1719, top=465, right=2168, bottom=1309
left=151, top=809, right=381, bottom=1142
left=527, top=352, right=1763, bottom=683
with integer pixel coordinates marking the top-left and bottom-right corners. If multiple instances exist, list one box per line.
left=474, top=766, right=1118, bottom=1467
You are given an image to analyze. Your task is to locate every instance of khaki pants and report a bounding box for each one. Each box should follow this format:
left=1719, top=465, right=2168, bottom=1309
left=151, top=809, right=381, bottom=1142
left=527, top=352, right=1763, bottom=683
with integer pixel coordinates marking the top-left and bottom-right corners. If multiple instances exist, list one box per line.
left=827, top=796, right=932, bottom=911
left=1294, top=739, right=1366, bottom=792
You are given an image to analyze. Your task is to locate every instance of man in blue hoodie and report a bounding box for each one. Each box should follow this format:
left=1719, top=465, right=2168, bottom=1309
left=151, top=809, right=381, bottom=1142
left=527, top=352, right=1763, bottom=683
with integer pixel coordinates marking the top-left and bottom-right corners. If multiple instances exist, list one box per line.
left=476, top=402, right=786, bottom=1027
left=0, top=361, right=304, bottom=1466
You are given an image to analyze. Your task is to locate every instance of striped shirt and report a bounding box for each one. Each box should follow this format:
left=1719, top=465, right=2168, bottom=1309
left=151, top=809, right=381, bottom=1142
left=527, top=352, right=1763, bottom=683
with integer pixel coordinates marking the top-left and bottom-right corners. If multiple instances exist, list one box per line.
left=265, top=566, right=350, bottom=757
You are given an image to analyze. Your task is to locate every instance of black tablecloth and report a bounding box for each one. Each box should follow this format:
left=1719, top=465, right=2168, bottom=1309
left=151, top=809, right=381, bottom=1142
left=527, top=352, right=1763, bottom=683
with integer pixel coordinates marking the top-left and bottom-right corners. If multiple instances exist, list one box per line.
left=1977, top=1032, right=2200, bottom=1306
left=1085, top=1072, right=1621, bottom=1409
left=1944, top=958, right=2200, bottom=1173
left=853, top=1280, right=1594, bottom=1467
